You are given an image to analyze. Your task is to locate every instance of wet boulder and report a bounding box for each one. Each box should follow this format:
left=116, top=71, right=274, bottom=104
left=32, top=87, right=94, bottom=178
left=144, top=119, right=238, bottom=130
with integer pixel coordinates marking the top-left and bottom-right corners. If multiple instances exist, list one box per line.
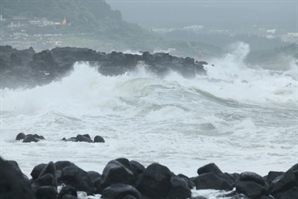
left=264, top=171, right=284, bottom=185
left=193, top=163, right=233, bottom=190
left=0, top=157, right=35, bottom=199
left=272, top=186, right=298, bottom=199
left=269, top=163, right=298, bottom=198
left=101, top=183, right=142, bottom=199
left=87, top=171, right=101, bottom=183
left=16, top=132, right=26, bottom=140
left=76, top=134, right=92, bottom=142
left=235, top=180, right=268, bottom=199
left=193, top=172, right=233, bottom=190
left=57, top=185, right=78, bottom=199
left=136, top=163, right=172, bottom=199
left=234, top=171, right=270, bottom=199
left=59, top=163, right=95, bottom=195
left=177, top=174, right=195, bottom=189
left=130, top=160, right=145, bottom=177
left=31, top=161, right=58, bottom=192
left=94, top=135, right=105, bottom=143
left=165, top=175, right=192, bottom=199
left=97, top=158, right=135, bottom=193
left=31, top=173, right=57, bottom=192
left=23, top=134, right=45, bottom=143
left=35, top=186, right=57, bottom=199
left=6, top=160, right=29, bottom=180
left=30, top=163, right=47, bottom=180
left=240, top=171, right=266, bottom=186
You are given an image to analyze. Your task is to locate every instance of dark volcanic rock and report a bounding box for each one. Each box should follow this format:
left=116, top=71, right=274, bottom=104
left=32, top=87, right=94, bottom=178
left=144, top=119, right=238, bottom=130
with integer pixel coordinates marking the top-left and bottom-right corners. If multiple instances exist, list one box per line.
left=35, top=186, right=57, bottom=199
left=16, top=132, right=26, bottom=140
left=94, top=135, right=105, bottom=143
left=269, top=163, right=298, bottom=198
left=31, top=163, right=47, bottom=180
left=0, top=46, right=207, bottom=89
left=177, top=174, right=195, bottom=189
left=6, top=160, right=29, bottom=180
left=272, top=186, right=298, bottom=199
left=101, top=183, right=142, bottom=199
left=194, top=162, right=234, bottom=190
left=62, top=134, right=104, bottom=143
left=130, top=160, right=145, bottom=177
left=1, top=156, right=298, bottom=199
left=197, top=163, right=223, bottom=176
left=240, top=171, right=266, bottom=186
left=136, top=163, right=172, bottom=199
left=57, top=185, right=78, bottom=199
left=193, top=172, right=233, bottom=190
left=31, top=161, right=58, bottom=192
left=55, top=160, right=75, bottom=171
left=97, top=159, right=135, bottom=193
left=87, top=171, right=101, bottom=183
left=76, top=134, right=92, bottom=142
left=0, top=157, right=35, bottom=199
left=60, top=163, right=95, bottom=195
left=31, top=173, right=57, bottom=192
left=165, top=175, right=192, bottom=199
left=264, top=171, right=284, bottom=185
left=22, top=134, right=45, bottom=143
left=224, top=172, right=241, bottom=186
left=235, top=181, right=268, bottom=199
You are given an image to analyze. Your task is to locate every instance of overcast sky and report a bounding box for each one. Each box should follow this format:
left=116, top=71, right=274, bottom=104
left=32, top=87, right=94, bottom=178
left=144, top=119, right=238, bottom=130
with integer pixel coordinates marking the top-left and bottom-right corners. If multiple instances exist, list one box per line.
left=106, top=0, right=297, bottom=30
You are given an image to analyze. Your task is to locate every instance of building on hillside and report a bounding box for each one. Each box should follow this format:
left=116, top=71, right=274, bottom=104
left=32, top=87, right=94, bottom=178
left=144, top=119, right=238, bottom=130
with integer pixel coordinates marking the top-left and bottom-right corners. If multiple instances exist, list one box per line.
left=9, top=16, right=29, bottom=27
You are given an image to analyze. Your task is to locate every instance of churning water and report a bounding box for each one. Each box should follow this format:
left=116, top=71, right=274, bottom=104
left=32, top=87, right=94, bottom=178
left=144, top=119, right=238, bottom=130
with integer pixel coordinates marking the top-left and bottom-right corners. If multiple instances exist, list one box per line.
left=0, top=42, right=297, bottom=198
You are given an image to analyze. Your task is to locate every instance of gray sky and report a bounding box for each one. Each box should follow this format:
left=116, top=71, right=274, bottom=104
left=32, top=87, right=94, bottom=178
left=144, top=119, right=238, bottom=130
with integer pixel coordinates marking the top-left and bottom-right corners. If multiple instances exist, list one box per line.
left=106, top=0, right=297, bottom=30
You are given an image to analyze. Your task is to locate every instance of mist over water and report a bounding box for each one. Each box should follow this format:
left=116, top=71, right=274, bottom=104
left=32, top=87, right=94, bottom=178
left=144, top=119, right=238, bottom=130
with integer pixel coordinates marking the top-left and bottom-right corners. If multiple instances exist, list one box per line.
left=0, top=43, right=297, bottom=197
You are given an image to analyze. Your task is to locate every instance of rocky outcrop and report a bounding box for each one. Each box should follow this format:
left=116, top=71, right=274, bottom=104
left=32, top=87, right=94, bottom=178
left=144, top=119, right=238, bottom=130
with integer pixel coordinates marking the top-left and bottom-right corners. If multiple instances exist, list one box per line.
left=0, top=45, right=207, bottom=89
left=15, top=132, right=45, bottom=143
left=1, top=156, right=297, bottom=199
left=15, top=133, right=105, bottom=143
left=0, top=157, right=35, bottom=199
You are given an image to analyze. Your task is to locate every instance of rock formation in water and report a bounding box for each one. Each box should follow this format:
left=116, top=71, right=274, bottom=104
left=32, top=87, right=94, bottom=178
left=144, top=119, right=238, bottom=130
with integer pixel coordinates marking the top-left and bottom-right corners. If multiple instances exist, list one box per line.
left=0, top=45, right=207, bottom=89
left=1, top=156, right=297, bottom=199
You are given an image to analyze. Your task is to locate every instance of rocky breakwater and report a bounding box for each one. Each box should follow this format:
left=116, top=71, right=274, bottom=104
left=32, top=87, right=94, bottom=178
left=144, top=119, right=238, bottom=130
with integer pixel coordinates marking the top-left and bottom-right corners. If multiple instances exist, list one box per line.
left=0, top=45, right=207, bottom=89
left=1, top=156, right=297, bottom=199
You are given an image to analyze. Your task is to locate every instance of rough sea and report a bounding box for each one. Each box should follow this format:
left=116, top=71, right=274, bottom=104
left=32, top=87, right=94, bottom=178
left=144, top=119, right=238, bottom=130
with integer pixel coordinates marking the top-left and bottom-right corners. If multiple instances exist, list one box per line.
left=1, top=42, right=297, bottom=198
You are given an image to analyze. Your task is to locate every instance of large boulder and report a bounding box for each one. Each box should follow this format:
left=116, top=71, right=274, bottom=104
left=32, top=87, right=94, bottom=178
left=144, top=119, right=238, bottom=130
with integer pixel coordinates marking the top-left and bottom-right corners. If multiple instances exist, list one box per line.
left=165, top=175, right=191, bottom=199
left=35, top=186, right=57, bottom=199
left=192, top=172, right=233, bottom=190
left=269, top=163, right=298, bottom=197
left=136, top=163, right=172, bottom=199
left=1, top=46, right=207, bottom=89
left=22, top=134, right=45, bottom=143
left=193, top=163, right=233, bottom=190
left=235, top=181, right=268, bottom=199
left=30, top=163, right=47, bottom=180
left=59, top=163, right=95, bottom=195
left=101, top=183, right=142, bottom=199
left=97, top=158, right=135, bottom=193
left=57, top=185, right=78, bottom=199
left=0, top=157, right=35, bottom=199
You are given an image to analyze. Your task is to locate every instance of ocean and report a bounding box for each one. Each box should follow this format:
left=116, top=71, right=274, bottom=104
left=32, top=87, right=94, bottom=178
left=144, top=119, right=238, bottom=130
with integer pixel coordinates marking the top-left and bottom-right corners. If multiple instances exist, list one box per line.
left=0, top=42, right=297, bottom=198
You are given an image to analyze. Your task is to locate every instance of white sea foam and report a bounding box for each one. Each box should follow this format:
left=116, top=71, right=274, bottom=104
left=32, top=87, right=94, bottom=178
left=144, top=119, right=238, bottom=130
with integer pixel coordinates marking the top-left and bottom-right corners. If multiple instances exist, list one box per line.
left=0, top=43, right=297, bottom=198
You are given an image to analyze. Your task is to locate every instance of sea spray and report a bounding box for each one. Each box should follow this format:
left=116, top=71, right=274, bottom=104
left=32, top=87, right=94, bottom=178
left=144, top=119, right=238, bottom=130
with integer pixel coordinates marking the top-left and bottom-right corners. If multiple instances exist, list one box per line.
left=0, top=44, right=297, bottom=199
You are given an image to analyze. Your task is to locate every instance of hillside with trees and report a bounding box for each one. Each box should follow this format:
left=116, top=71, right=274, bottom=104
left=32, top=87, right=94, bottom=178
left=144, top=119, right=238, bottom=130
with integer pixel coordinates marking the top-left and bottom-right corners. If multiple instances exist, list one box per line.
left=0, top=0, right=222, bottom=58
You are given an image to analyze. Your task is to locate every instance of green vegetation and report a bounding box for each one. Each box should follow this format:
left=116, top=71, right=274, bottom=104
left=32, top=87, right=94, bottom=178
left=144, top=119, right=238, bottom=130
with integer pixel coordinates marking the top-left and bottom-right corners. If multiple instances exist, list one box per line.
left=1, top=0, right=125, bottom=33
left=0, top=0, right=222, bottom=57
